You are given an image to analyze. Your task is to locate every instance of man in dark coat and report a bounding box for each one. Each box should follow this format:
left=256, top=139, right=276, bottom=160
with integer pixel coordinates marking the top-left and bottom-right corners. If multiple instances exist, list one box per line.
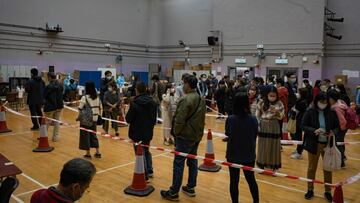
left=126, top=81, right=157, bottom=180
left=25, top=68, right=45, bottom=130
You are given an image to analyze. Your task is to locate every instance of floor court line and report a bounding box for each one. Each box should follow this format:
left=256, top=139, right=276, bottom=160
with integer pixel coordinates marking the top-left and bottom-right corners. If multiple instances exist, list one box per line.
left=347, top=157, right=360, bottom=161
left=160, top=154, right=325, bottom=199
left=11, top=195, right=25, bottom=203
left=218, top=169, right=324, bottom=199
left=20, top=173, right=47, bottom=188
left=15, top=152, right=169, bottom=198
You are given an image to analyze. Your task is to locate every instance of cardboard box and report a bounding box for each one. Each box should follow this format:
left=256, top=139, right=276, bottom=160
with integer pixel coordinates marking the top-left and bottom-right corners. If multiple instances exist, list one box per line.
left=335, top=75, right=348, bottom=84
left=173, top=61, right=185, bottom=66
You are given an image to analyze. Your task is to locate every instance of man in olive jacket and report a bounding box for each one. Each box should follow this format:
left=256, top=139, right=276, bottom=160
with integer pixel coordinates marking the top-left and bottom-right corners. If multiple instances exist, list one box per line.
left=161, top=75, right=206, bottom=201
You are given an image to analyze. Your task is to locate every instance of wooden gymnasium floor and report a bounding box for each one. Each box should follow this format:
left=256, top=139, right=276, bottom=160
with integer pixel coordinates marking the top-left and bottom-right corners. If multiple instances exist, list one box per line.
left=1, top=106, right=359, bottom=203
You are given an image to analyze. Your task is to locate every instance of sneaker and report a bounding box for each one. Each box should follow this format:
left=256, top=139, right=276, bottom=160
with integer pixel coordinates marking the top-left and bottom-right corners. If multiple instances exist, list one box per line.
left=94, top=153, right=102, bottom=158
left=164, top=140, right=170, bottom=146
left=304, top=190, right=314, bottom=200
left=222, top=137, right=228, bottom=142
left=160, top=190, right=179, bottom=201
left=291, top=150, right=298, bottom=155
left=341, top=161, right=346, bottom=168
left=115, top=132, right=119, bottom=137
left=324, top=192, right=332, bottom=202
left=148, top=173, right=154, bottom=178
left=52, top=137, right=60, bottom=142
left=290, top=153, right=303, bottom=160
left=182, top=186, right=196, bottom=197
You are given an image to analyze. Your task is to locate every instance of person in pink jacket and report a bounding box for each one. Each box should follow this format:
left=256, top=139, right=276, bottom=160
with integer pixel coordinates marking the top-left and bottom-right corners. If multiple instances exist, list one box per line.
left=328, top=90, right=348, bottom=168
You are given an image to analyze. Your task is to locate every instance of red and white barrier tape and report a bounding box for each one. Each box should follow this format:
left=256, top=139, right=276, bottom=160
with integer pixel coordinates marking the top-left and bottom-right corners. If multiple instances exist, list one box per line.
left=63, top=100, right=80, bottom=105
left=206, top=106, right=226, bottom=116
left=64, top=104, right=163, bottom=125
left=5, top=105, right=360, bottom=189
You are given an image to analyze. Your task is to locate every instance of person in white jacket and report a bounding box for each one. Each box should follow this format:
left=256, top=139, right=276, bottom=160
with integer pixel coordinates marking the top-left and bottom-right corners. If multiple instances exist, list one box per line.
left=162, top=84, right=176, bottom=145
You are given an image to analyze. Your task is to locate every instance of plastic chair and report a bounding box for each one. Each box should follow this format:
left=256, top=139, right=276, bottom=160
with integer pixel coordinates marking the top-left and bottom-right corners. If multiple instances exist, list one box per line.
left=0, top=177, right=19, bottom=203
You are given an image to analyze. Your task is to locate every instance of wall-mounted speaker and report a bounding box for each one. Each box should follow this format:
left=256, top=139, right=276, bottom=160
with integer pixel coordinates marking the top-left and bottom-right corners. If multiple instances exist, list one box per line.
left=207, top=36, right=219, bottom=46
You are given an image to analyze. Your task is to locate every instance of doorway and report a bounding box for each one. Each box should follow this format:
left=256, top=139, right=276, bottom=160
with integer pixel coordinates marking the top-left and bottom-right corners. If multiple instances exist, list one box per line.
left=228, top=67, right=254, bottom=80
left=267, top=67, right=298, bottom=82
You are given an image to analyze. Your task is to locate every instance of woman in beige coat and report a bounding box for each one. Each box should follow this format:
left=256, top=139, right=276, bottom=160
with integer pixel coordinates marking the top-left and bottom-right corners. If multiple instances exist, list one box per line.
left=161, top=84, right=176, bottom=145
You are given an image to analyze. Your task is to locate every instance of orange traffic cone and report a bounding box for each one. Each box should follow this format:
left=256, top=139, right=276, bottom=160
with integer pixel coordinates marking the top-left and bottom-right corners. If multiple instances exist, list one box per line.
left=199, top=129, right=221, bottom=172
left=124, top=144, right=154, bottom=196
left=0, top=105, right=12, bottom=133
left=33, top=117, right=54, bottom=152
left=333, top=185, right=344, bottom=203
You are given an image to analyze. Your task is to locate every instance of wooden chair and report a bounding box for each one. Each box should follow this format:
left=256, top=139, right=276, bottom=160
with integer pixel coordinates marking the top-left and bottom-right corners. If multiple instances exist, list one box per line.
left=6, top=92, right=18, bottom=111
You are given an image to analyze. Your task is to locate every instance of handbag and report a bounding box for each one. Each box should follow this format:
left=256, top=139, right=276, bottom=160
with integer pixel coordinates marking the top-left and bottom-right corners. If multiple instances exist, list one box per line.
left=286, top=108, right=297, bottom=134
left=287, top=117, right=296, bottom=134
left=76, top=97, right=94, bottom=127
left=323, top=135, right=342, bottom=172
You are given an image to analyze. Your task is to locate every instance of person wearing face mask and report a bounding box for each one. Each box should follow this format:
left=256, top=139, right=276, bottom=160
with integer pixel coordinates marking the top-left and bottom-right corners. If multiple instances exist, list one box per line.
left=197, top=74, right=208, bottom=98
left=285, top=72, right=297, bottom=110
left=320, top=79, right=333, bottom=93
left=243, top=70, right=250, bottom=85
left=302, top=92, right=339, bottom=202
left=103, top=81, right=121, bottom=137
left=328, top=90, right=348, bottom=168
left=161, top=84, right=176, bottom=146
left=31, top=158, right=96, bottom=203
left=100, top=71, right=113, bottom=103
left=256, top=86, right=285, bottom=172
left=335, top=83, right=350, bottom=107
left=248, top=85, right=259, bottom=115
left=175, top=73, right=190, bottom=104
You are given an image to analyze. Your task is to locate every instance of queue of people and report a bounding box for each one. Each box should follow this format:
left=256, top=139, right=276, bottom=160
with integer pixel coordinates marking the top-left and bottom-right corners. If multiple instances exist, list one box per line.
left=25, top=67, right=359, bottom=203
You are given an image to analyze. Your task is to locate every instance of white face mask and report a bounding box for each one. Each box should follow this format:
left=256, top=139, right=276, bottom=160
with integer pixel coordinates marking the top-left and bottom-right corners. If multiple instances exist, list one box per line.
left=108, top=87, right=113, bottom=92
left=317, top=102, right=327, bottom=110
left=202, top=78, right=206, bottom=82
left=289, top=79, right=296, bottom=83
left=245, top=74, right=249, bottom=77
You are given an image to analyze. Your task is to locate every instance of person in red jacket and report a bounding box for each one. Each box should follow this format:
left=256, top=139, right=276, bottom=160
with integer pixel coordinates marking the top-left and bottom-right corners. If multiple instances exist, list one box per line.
left=328, top=90, right=348, bottom=168
left=31, top=158, right=96, bottom=203
left=312, top=80, right=321, bottom=102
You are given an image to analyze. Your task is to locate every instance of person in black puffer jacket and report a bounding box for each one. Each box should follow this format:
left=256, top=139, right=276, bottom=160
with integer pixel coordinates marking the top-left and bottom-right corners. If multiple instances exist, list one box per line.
left=126, top=81, right=157, bottom=180
left=25, top=68, right=45, bottom=130
left=43, top=72, right=64, bottom=142
left=302, top=92, right=339, bottom=202
left=290, top=88, right=309, bottom=159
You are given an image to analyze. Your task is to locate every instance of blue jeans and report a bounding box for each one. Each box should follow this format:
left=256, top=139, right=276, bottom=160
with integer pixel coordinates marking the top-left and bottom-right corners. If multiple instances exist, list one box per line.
left=133, top=143, right=153, bottom=179
left=170, top=137, right=200, bottom=193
